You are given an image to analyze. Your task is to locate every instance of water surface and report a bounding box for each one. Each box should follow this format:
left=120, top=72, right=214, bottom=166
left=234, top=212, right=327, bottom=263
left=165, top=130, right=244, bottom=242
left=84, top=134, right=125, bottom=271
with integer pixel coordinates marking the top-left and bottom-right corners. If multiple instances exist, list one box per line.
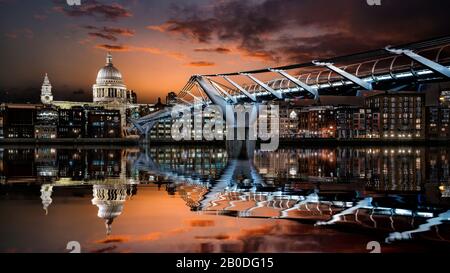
left=1, top=145, right=449, bottom=253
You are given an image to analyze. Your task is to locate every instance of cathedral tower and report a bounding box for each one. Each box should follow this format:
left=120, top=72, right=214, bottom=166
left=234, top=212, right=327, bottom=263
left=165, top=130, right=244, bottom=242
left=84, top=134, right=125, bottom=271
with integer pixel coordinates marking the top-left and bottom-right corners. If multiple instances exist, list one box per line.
left=41, top=73, right=53, bottom=104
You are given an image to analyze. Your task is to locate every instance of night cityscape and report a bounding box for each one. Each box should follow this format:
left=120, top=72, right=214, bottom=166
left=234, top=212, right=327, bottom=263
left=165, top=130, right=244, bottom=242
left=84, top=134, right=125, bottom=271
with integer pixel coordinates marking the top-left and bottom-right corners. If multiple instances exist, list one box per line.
left=1, top=0, right=450, bottom=269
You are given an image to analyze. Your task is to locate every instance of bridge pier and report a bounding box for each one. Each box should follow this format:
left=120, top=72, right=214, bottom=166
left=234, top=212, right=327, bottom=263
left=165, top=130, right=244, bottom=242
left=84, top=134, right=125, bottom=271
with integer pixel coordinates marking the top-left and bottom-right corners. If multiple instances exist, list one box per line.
left=226, top=139, right=256, bottom=160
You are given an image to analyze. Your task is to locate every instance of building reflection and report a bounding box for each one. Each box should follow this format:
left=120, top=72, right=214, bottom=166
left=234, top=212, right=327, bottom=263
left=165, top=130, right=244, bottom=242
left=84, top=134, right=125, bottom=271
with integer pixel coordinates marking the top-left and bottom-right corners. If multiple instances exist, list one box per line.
left=177, top=184, right=209, bottom=211
left=132, top=146, right=228, bottom=185
left=1, top=145, right=450, bottom=241
left=146, top=145, right=450, bottom=244
left=0, top=148, right=130, bottom=184
left=2, top=146, right=446, bottom=190
left=40, top=184, right=53, bottom=215
left=254, top=147, right=435, bottom=192
left=91, top=184, right=137, bottom=235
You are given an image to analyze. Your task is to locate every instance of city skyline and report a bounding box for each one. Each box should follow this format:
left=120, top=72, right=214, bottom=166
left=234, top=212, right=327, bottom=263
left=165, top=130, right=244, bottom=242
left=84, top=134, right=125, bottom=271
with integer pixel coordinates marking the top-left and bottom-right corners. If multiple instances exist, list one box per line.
left=1, top=0, right=450, bottom=103
left=3, top=0, right=450, bottom=259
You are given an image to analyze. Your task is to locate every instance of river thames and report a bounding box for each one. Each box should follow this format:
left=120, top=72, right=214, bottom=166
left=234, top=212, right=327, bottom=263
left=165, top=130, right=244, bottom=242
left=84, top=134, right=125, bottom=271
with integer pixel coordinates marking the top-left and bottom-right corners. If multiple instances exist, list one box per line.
left=1, top=144, right=449, bottom=253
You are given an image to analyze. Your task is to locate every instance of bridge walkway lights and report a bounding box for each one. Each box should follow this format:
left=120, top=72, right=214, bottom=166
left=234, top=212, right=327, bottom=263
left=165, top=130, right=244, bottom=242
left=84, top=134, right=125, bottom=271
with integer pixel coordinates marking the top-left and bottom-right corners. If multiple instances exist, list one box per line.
left=270, top=69, right=319, bottom=100
left=312, top=61, right=373, bottom=90
left=222, top=76, right=257, bottom=102
left=385, top=46, right=450, bottom=79
left=208, top=78, right=238, bottom=104
left=241, top=73, right=283, bottom=100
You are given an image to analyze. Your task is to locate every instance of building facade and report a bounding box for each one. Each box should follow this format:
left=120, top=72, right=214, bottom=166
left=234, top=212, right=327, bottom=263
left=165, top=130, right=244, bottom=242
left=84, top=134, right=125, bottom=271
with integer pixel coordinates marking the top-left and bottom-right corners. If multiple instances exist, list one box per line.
left=440, top=90, right=450, bottom=106
left=40, top=73, right=53, bottom=105
left=3, top=105, right=36, bottom=138
left=0, top=104, right=123, bottom=139
left=278, top=102, right=300, bottom=139
left=364, top=92, right=425, bottom=140
left=0, top=105, right=5, bottom=139
left=36, top=52, right=154, bottom=138
left=58, top=107, right=85, bottom=138
left=86, top=108, right=122, bottom=138
left=336, top=107, right=380, bottom=140
left=35, top=106, right=59, bottom=139
left=298, top=106, right=336, bottom=139
left=427, top=106, right=450, bottom=140
left=127, top=90, right=138, bottom=104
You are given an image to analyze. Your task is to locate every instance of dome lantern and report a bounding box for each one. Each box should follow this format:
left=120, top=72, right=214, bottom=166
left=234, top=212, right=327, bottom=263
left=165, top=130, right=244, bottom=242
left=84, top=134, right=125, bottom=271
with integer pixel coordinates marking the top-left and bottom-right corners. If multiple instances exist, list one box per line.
left=106, top=52, right=113, bottom=65
left=93, top=52, right=127, bottom=103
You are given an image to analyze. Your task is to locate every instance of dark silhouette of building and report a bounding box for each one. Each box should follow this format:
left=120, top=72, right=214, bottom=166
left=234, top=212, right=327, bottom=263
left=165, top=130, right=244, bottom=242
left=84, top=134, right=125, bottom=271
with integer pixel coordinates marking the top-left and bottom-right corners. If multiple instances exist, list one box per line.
left=86, top=108, right=121, bottom=138
left=155, top=97, right=167, bottom=111
left=3, top=105, right=36, bottom=138
left=427, top=106, right=450, bottom=140
left=58, top=106, right=84, bottom=138
left=166, top=92, right=178, bottom=106
left=127, top=90, right=138, bottom=104
left=0, top=105, right=5, bottom=139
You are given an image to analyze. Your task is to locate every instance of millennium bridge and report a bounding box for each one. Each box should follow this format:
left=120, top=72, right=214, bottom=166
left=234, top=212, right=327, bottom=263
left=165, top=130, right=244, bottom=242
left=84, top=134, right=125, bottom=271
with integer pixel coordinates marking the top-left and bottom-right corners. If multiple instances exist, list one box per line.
left=130, top=36, right=450, bottom=139
left=124, top=36, right=450, bottom=243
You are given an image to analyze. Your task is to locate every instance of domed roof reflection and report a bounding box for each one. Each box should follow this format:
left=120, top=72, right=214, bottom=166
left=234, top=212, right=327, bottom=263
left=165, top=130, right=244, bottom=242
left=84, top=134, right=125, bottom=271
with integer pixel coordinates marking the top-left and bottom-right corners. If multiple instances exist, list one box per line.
left=91, top=184, right=136, bottom=235
left=40, top=184, right=53, bottom=215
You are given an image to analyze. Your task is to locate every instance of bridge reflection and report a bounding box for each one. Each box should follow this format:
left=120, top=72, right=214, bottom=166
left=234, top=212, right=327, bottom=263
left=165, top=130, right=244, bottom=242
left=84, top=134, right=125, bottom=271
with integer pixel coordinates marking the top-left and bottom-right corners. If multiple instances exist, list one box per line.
left=129, top=144, right=450, bottom=244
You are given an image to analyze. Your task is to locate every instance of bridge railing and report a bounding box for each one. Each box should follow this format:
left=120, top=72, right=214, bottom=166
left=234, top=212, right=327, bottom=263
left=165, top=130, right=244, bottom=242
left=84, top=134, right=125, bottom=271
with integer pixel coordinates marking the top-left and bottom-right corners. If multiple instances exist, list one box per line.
left=236, top=42, right=450, bottom=96
left=138, top=37, right=450, bottom=122
left=203, top=39, right=450, bottom=101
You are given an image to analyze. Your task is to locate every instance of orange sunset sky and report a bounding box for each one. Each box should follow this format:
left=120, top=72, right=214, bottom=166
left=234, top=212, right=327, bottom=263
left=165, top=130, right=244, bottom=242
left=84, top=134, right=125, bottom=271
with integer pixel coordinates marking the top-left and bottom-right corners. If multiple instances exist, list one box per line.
left=1, top=0, right=449, bottom=103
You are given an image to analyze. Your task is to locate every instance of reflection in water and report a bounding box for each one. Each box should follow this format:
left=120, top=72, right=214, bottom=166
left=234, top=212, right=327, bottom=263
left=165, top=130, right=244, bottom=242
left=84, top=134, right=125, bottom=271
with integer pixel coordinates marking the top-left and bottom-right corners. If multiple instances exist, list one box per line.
left=386, top=210, right=450, bottom=243
left=40, top=184, right=53, bottom=215
left=1, top=145, right=450, bottom=252
left=92, top=184, right=137, bottom=235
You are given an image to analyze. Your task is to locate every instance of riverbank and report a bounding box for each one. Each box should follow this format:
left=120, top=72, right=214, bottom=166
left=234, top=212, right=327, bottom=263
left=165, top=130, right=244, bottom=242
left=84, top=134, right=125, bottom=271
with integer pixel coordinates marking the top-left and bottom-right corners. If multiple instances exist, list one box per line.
left=0, top=138, right=139, bottom=146
left=145, top=138, right=450, bottom=147
left=278, top=138, right=450, bottom=147
left=1, top=137, right=449, bottom=147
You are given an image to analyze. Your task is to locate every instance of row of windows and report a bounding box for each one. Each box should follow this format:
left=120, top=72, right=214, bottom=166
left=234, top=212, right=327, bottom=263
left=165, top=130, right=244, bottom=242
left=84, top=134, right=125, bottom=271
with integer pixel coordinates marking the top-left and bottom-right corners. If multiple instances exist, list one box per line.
left=368, top=97, right=423, bottom=103
left=95, top=88, right=126, bottom=98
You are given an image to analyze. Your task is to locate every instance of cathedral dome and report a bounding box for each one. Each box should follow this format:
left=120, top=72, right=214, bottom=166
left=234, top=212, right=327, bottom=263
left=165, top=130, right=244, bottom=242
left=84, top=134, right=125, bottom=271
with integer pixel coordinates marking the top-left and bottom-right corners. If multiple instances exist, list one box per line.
left=92, top=52, right=127, bottom=104
left=96, top=52, right=124, bottom=85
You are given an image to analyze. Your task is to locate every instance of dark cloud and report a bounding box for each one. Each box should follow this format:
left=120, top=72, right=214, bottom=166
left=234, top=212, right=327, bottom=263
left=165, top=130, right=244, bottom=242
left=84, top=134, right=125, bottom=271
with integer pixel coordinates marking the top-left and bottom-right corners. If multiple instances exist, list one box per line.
left=89, top=32, right=117, bottom=41
left=187, top=61, right=215, bottom=67
left=101, top=26, right=134, bottom=36
left=95, top=44, right=129, bottom=51
left=53, top=0, right=132, bottom=21
left=241, top=48, right=278, bottom=62
left=151, top=0, right=450, bottom=64
left=84, top=25, right=135, bottom=41
left=194, top=47, right=231, bottom=54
